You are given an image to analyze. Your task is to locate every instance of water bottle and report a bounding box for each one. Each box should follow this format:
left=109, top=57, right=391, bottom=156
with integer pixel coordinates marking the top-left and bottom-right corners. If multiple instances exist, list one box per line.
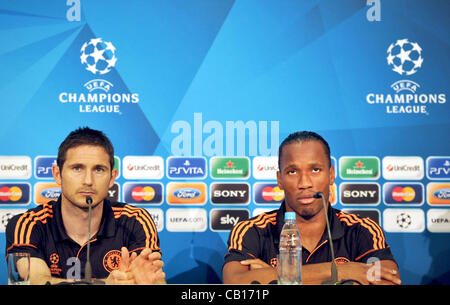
left=278, top=212, right=302, bottom=284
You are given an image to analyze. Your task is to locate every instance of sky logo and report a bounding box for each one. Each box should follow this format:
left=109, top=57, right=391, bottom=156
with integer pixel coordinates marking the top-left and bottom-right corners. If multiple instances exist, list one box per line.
left=167, top=157, right=206, bottom=179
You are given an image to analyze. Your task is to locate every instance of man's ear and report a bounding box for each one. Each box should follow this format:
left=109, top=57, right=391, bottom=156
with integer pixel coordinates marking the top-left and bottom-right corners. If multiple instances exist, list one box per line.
left=52, top=164, right=62, bottom=185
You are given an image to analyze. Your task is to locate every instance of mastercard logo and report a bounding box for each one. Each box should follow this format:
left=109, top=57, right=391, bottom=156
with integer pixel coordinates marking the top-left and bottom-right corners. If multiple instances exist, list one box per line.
left=261, top=186, right=284, bottom=202
left=0, top=183, right=30, bottom=204
left=123, top=182, right=163, bottom=204
left=254, top=183, right=284, bottom=204
left=131, top=186, right=156, bottom=201
left=391, top=186, right=416, bottom=202
left=0, top=186, right=23, bottom=201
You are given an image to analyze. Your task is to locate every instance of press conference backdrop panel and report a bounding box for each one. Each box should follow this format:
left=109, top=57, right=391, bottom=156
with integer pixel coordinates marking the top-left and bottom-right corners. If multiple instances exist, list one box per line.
left=0, top=0, right=449, bottom=284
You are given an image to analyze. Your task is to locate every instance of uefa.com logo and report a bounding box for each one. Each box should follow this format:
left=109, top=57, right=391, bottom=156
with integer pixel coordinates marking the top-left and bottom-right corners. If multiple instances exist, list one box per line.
left=58, top=37, right=140, bottom=114
left=366, top=38, right=446, bottom=115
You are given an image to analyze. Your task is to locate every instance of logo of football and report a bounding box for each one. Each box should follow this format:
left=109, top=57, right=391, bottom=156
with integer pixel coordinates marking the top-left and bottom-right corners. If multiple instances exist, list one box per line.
left=80, top=38, right=117, bottom=75
left=396, top=212, right=412, bottom=229
left=386, top=38, right=423, bottom=76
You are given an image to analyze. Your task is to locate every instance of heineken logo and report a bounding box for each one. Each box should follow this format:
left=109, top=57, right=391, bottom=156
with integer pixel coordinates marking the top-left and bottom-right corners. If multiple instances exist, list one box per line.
left=339, top=157, right=380, bottom=179
left=210, top=157, right=250, bottom=179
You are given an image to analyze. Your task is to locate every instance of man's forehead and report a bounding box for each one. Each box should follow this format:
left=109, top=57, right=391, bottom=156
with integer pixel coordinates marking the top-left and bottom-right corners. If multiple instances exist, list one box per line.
left=64, top=145, right=110, bottom=163
left=280, top=140, right=329, bottom=166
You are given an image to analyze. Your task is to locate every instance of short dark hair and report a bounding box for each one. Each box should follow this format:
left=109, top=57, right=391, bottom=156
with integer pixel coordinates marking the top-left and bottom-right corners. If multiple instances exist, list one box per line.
left=278, top=131, right=331, bottom=169
left=57, top=127, right=115, bottom=171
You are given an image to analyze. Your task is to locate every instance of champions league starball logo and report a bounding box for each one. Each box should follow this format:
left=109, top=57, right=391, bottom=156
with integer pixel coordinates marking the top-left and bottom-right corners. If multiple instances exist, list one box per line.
left=58, top=37, right=139, bottom=114
left=80, top=38, right=117, bottom=75
left=386, top=39, right=423, bottom=76
left=365, top=38, right=446, bottom=115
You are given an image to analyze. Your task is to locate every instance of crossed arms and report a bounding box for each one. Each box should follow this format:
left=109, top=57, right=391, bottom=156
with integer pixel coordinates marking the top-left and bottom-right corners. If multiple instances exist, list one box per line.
left=223, top=258, right=401, bottom=285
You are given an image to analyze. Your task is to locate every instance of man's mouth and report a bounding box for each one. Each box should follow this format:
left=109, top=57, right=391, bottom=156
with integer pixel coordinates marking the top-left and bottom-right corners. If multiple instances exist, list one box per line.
left=296, top=194, right=316, bottom=204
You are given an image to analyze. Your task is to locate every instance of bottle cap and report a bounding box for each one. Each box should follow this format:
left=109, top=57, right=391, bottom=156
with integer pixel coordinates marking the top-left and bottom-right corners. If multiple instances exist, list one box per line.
left=285, top=212, right=296, bottom=221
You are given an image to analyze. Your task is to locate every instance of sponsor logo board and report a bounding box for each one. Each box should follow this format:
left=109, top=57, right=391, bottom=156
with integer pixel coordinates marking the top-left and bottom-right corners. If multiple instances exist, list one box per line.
left=123, top=182, right=162, bottom=204
left=382, top=156, right=424, bottom=180
left=0, top=183, right=31, bottom=205
left=339, top=157, right=380, bottom=180
left=252, top=156, right=278, bottom=180
left=123, top=156, right=164, bottom=179
left=166, top=208, right=207, bottom=232
left=210, top=209, right=249, bottom=231
left=339, top=183, right=380, bottom=205
left=34, top=182, right=61, bottom=205
left=427, top=209, right=450, bottom=233
left=427, top=183, right=450, bottom=205
left=253, top=183, right=284, bottom=204
left=426, top=157, right=450, bottom=180
left=383, top=208, right=425, bottom=233
left=210, top=183, right=249, bottom=205
left=210, top=157, right=250, bottom=179
left=383, top=183, right=424, bottom=205
left=166, top=182, right=206, bottom=205
left=166, top=157, right=207, bottom=179
left=0, top=156, right=32, bottom=179
left=0, top=209, right=27, bottom=232
left=34, top=156, right=57, bottom=179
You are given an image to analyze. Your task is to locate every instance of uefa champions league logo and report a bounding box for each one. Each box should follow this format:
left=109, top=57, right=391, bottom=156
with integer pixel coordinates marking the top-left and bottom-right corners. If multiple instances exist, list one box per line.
left=58, top=37, right=139, bottom=114
left=80, top=38, right=117, bottom=75
left=386, top=38, right=423, bottom=76
left=366, top=38, right=446, bottom=115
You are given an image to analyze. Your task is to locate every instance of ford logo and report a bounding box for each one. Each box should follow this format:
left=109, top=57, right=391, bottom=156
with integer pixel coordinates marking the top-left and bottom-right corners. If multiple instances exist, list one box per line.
left=434, top=188, right=450, bottom=200
left=41, top=188, right=61, bottom=199
left=173, top=188, right=200, bottom=199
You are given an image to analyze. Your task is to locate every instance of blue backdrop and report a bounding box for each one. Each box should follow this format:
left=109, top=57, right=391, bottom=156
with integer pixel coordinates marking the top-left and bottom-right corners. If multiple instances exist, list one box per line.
left=0, top=0, right=449, bottom=285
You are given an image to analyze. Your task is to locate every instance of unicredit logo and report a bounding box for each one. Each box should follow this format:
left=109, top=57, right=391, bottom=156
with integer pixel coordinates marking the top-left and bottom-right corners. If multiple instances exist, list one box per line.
left=127, top=164, right=161, bottom=171
left=123, top=156, right=164, bottom=179
left=386, top=164, right=421, bottom=172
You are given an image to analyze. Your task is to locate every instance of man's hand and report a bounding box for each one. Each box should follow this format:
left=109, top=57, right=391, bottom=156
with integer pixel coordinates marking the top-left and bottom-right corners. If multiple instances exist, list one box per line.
left=105, top=247, right=136, bottom=285
left=240, top=258, right=273, bottom=270
left=337, top=261, right=401, bottom=285
left=128, top=248, right=165, bottom=284
left=105, top=247, right=165, bottom=285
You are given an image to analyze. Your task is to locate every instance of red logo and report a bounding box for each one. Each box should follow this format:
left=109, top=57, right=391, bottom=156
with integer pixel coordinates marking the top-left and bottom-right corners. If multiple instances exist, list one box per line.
left=103, top=250, right=122, bottom=273
left=334, top=257, right=350, bottom=264
left=49, top=253, right=62, bottom=276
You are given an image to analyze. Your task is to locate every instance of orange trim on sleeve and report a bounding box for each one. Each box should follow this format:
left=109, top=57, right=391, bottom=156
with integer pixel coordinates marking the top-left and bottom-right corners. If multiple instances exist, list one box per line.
left=228, top=212, right=276, bottom=252
left=112, top=205, right=160, bottom=251
left=337, top=212, right=386, bottom=251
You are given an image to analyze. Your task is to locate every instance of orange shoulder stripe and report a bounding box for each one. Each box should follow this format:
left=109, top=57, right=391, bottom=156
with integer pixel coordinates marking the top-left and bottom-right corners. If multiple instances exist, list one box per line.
left=229, top=213, right=265, bottom=251
left=337, top=212, right=385, bottom=250
left=229, top=213, right=267, bottom=251
left=229, top=212, right=277, bottom=251
left=15, top=205, right=53, bottom=245
left=125, top=205, right=159, bottom=250
left=362, top=217, right=386, bottom=249
left=113, top=205, right=159, bottom=250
